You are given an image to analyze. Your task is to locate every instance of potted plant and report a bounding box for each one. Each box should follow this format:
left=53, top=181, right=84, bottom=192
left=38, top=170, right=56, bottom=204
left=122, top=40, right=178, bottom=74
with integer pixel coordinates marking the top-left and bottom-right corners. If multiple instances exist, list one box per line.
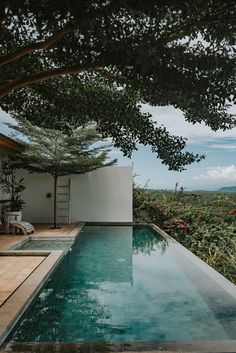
left=0, top=160, right=25, bottom=221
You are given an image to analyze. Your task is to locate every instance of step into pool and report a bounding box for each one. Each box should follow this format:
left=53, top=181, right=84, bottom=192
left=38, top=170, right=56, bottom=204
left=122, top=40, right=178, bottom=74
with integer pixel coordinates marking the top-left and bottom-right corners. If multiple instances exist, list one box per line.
left=6, top=226, right=236, bottom=344
left=14, top=239, right=73, bottom=251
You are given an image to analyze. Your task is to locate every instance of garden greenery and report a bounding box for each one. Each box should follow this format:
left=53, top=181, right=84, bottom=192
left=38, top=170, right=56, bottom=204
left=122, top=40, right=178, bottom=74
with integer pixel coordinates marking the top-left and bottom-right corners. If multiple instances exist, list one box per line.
left=0, top=160, right=25, bottom=211
left=133, top=186, right=236, bottom=283
left=1, top=1, right=236, bottom=170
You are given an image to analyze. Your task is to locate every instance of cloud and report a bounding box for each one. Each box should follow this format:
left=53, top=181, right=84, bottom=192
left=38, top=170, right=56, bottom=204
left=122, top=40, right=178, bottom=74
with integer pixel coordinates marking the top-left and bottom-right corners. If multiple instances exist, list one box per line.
left=141, top=105, right=236, bottom=145
left=193, top=165, right=236, bottom=182
left=209, top=143, right=236, bottom=151
left=0, top=109, right=15, bottom=124
left=108, top=149, right=124, bottom=158
left=1, top=104, right=236, bottom=146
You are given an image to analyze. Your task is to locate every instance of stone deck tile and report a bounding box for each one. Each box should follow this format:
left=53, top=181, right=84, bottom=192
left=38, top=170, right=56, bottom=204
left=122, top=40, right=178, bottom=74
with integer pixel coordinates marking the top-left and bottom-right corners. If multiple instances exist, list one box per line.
left=32, top=223, right=84, bottom=238
left=0, top=223, right=83, bottom=252
left=0, top=256, right=45, bottom=307
left=0, top=236, right=28, bottom=251
left=0, top=251, right=63, bottom=346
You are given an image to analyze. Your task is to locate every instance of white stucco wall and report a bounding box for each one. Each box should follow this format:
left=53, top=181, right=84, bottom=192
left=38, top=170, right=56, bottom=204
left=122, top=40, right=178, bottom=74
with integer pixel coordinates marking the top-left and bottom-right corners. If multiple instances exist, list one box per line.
left=19, top=172, right=54, bottom=223
left=19, top=166, right=133, bottom=223
left=70, top=166, right=133, bottom=223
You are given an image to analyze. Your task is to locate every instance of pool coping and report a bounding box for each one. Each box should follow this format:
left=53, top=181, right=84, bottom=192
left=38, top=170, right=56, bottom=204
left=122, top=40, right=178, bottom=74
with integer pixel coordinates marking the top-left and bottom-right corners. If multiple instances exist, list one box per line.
left=150, top=223, right=236, bottom=301
left=0, top=223, right=85, bottom=346
left=4, top=340, right=236, bottom=353
left=0, top=250, right=64, bottom=345
left=9, top=237, right=75, bottom=251
left=1, top=222, right=236, bottom=352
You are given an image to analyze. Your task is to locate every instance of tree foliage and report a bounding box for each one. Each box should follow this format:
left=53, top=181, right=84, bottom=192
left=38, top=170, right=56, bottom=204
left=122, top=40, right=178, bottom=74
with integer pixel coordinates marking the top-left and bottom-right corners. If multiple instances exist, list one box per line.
left=8, top=118, right=115, bottom=227
left=0, top=160, right=25, bottom=211
left=0, top=1, right=236, bottom=170
left=9, top=119, right=115, bottom=176
left=133, top=187, right=236, bottom=283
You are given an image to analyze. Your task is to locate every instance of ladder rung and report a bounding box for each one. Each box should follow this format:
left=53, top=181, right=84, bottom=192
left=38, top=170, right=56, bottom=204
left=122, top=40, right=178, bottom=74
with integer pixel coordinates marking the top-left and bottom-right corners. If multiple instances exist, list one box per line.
left=56, top=182, right=70, bottom=223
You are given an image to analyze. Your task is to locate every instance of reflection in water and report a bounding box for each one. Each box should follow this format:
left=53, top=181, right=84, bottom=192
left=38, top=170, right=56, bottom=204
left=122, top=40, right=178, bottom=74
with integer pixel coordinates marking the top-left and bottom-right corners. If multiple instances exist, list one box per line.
left=8, top=226, right=236, bottom=343
left=133, top=227, right=168, bottom=255
left=11, top=258, right=113, bottom=342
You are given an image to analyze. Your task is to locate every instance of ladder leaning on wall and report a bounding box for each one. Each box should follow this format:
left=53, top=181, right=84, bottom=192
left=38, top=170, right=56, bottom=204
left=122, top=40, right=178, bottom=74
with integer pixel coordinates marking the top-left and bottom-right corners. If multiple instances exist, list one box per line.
left=56, top=177, right=71, bottom=224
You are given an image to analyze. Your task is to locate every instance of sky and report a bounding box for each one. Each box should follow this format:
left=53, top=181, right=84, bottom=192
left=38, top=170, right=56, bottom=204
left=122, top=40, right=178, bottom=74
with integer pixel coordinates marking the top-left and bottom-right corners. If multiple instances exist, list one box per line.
left=0, top=105, right=236, bottom=191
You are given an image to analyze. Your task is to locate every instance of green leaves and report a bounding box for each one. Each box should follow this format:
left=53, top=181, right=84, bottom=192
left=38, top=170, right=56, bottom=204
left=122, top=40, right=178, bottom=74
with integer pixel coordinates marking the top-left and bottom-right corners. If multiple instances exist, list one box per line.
left=0, top=1, right=236, bottom=169
left=0, top=160, right=26, bottom=211
left=8, top=119, right=116, bottom=177
left=133, top=187, right=236, bottom=283
left=3, top=75, right=204, bottom=170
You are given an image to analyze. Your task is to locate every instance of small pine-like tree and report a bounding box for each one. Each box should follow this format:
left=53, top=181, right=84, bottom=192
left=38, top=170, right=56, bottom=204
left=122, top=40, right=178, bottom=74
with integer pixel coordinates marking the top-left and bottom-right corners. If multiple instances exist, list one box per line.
left=8, top=119, right=116, bottom=228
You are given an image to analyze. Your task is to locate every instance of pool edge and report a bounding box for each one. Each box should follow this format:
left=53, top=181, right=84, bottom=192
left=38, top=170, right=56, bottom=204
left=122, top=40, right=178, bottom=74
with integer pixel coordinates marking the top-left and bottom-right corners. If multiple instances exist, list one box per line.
left=0, top=223, right=85, bottom=346
left=0, top=251, right=64, bottom=345
left=150, top=223, right=236, bottom=301
left=1, top=223, right=236, bottom=353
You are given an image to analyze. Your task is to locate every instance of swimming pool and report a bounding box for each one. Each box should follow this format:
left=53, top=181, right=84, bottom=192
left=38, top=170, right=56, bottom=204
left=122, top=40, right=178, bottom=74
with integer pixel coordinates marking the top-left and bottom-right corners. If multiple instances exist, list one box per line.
left=6, top=226, right=236, bottom=344
left=13, top=239, right=73, bottom=251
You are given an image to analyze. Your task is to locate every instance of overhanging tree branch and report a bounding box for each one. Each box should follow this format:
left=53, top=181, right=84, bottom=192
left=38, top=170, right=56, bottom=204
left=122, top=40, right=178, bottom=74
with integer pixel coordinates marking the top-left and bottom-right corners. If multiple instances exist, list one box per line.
left=162, top=4, right=236, bottom=43
left=0, top=65, right=104, bottom=99
left=0, top=23, right=73, bottom=67
left=95, top=69, right=129, bottom=85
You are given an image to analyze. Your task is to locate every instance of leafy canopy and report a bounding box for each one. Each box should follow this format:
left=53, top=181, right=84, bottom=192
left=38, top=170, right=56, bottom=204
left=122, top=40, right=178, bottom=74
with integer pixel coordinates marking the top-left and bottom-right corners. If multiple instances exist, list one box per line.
left=0, top=160, right=26, bottom=211
left=0, top=1, right=236, bottom=170
left=7, top=118, right=115, bottom=228
left=8, top=119, right=116, bottom=176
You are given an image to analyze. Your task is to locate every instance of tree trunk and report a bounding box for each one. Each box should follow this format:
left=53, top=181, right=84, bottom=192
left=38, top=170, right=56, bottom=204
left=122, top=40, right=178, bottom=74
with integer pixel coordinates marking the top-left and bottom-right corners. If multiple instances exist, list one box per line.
left=52, top=173, right=59, bottom=229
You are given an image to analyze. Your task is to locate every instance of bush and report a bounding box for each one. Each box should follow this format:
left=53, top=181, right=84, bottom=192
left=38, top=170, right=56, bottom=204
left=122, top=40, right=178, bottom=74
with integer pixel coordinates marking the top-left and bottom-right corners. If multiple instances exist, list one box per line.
left=133, top=186, right=236, bottom=283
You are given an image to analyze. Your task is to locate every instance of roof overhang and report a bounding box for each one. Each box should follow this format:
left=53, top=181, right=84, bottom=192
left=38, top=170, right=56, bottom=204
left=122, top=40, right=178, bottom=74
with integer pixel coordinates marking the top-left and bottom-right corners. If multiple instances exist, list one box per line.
left=0, top=133, right=23, bottom=152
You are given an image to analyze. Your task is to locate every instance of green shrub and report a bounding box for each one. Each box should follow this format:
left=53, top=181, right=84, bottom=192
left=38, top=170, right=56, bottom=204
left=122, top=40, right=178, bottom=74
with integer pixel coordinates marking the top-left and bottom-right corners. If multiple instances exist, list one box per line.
left=133, top=186, right=236, bottom=283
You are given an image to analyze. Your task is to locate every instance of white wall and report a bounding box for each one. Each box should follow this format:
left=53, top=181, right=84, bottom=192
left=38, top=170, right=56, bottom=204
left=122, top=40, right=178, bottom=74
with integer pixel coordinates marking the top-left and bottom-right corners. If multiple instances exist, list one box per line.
left=19, top=172, right=54, bottom=223
left=70, top=166, right=133, bottom=223
left=19, top=166, right=133, bottom=223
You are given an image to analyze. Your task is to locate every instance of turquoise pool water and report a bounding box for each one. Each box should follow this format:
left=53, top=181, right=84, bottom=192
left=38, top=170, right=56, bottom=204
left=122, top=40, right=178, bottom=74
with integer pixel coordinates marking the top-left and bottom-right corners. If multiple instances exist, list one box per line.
left=14, top=240, right=73, bottom=251
left=8, top=226, right=236, bottom=343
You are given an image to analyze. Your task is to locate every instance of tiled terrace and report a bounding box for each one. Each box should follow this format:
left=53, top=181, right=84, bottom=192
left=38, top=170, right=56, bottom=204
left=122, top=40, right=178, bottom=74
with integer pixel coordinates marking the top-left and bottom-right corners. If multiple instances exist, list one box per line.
left=32, top=223, right=83, bottom=238
left=0, top=223, right=83, bottom=251
left=0, top=224, right=83, bottom=301
left=0, top=236, right=28, bottom=251
left=0, top=256, right=45, bottom=307
left=0, top=251, right=63, bottom=346
left=0, top=223, right=83, bottom=347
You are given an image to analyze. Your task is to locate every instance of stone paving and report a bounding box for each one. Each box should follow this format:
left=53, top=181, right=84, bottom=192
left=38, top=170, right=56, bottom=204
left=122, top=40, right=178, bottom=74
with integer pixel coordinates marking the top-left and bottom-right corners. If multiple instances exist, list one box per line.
left=0, top=251, right=63, bottom=346
left=0, top=224, right=83, bottom=307
left=32, top=223, right=83, bottom=238
left=0, top=223, right=83, bottom=338
left=0, top=236, right=28, bottom=251
left=0, top=224, right=83, bottom=251
left=0, top=256, right=45, bottom=307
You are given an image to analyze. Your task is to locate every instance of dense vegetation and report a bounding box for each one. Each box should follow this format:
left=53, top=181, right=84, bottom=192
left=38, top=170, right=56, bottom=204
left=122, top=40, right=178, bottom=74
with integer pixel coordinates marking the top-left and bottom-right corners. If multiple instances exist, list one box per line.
left=133, top=186, right=236, bottom=283
left=1, top=1, right=236, bottom=171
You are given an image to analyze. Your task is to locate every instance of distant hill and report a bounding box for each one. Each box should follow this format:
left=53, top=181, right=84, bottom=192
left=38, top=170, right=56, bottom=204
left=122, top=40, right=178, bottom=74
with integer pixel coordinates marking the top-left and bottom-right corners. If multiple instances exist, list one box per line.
left=217, top=186, right=236, bottom=193
left=149, top=186, right=236, bottom=193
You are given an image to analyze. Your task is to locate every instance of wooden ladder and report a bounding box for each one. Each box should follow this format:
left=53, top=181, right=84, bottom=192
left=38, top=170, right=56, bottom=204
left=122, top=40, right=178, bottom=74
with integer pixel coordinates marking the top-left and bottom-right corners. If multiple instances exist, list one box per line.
left=56, top=177, right=71, bottom=224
